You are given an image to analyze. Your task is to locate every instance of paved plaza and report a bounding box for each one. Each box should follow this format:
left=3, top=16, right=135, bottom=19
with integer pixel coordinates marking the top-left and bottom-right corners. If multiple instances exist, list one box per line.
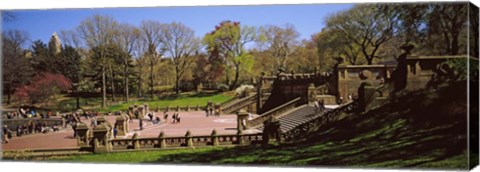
left=1, top=111, right=261, bottom=150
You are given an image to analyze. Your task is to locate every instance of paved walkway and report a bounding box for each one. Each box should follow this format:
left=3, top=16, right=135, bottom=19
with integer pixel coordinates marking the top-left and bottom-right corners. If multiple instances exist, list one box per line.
left=1, top=111, right=261, bottom=151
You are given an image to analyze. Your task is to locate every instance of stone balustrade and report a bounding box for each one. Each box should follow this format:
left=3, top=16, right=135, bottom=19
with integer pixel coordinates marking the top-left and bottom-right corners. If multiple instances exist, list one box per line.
left=109, top=130, right=263, bottom=151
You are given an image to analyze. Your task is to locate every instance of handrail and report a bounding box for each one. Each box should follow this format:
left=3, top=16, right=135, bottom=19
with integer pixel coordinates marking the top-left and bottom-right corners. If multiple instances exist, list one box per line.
left=281, top=101, right=356, bottom=141
left=247, top=97, right=302, bottom=128
left=221, top=94, right=257, bottom=114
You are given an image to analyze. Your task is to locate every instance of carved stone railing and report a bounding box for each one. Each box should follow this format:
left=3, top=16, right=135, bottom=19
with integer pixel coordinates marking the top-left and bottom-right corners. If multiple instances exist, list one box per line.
left=247, top=97, right=302, bottom=128
left=221, top=94, right=257, bottom=114
left=282, top=101, right=356, bottom=142
left=109, top=132, right=263, bottom=151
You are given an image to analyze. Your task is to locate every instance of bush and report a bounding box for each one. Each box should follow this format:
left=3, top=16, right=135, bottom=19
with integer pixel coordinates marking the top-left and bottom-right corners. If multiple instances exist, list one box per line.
left=216, top=84, right=229, bottom=92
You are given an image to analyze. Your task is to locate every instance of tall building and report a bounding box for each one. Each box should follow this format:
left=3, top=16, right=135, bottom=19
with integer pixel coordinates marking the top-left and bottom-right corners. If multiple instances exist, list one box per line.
left=49, top=32, right=62, bottom=55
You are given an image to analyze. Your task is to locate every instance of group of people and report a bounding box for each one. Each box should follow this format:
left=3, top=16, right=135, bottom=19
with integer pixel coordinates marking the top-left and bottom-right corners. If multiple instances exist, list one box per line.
left=2, top=108, right=53, bottom=120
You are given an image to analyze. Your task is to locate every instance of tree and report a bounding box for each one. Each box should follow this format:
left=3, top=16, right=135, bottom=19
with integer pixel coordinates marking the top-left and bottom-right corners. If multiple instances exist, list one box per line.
left=315, top=28, right=364, bottom=66
left=14, top=73, right=71, bottom=105
left=258, top=24, right=299, bottom=71
left=427, top=4, right=468, bottom=55
left=161, top=22, right=200, bottom=94
left=60, top=45, right=83, bottom=109
left=114, top=23, right=140, bottom=102
left=77, top=14, right=118, bottom=107
left=2, top=30, right=32, bottom=105
left=203, top=21, right=257, bottom=90
left=140, top=20, right=164, bottom=99
left=326, top=4, right=400, bottom=65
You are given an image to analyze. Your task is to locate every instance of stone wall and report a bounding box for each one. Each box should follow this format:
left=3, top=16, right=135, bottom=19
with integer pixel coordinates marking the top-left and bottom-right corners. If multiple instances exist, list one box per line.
left=337, top=65, right=396, bottom=101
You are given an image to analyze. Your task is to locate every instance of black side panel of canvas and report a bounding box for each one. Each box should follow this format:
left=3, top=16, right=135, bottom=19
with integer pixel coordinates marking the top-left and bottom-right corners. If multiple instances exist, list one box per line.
left=469, top=2, right=480, bottom=170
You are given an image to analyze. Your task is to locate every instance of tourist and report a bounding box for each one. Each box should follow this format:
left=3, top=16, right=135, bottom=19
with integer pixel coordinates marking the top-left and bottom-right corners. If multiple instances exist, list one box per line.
left=348, top=94, right=353, bottom=102
left=248, top=112, right=253, bottom=120
left=205, top=108, right=209, bottom=117
left=139, top=119, right=143, bottom=130
left=148, top=112, right=153, bottom=121
left=72, top=122, right=77, bottom=138
left=113, top=127, right=118, bottom=139
left=242, top=119, right=247, bottom=130
left=153, top=116, right=161, bottom=125
left=91, top=117, right=98, bottom=128
left=163, top=112, right=169, bottom=121
left=172, top=113, right=177, bottom=123
left=320, top=99, right=325, bottom=111
left=2, top=125, right=10, bottom=143
left=313, top=100, right=320, bottom=111
left=176, top=113, right=181, bottom=123
left=16, top=125, right=23, bottom=137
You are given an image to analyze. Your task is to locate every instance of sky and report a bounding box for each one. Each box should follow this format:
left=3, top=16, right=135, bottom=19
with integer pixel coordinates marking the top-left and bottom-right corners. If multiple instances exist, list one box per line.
left=2, top=4, right=354, bottom=47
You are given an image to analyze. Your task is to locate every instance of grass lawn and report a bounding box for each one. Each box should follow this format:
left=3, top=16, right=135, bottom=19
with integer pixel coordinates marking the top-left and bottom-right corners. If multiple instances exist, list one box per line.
left=96, top=92, right=233, bottom=112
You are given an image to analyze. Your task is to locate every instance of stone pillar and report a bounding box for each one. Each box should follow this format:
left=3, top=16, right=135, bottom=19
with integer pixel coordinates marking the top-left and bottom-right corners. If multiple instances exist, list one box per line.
left=138, top=106, right=144, bottom=118
left=237, top=129, right=245, bottom=145
left=211, top=129, right=219, bottom=146
left=96, top=116, right=106, bottom=125
left=308, top=83, right=317, bottom=104
left=132, top=132, right=140, bottom=149
left=75, top=122, right=90, bottom=147
left=185, top=130, right=193, bottom=148
left=144, top=104, right=149, bottom=115
left=115, top=115, right=127, bottom=136
left=262, top=116, right=282, bottom=145
left=158, top=131, right=166, bottom=148
left=92, top=124, right=111, bottom=153
left=237, top=110, right=249, bottom=130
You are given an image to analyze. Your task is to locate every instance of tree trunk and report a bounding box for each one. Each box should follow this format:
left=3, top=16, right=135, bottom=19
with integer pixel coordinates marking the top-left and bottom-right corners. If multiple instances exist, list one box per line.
left=75, top=85, right=80, bottom=109
left=102, top=66, right=106, bottom=108
left=110, top=67, right=116, bottom=102
left=6, top=81, right=11, bottom=105
left=150, top=61, right=154, bottom=100
left=175, top=69, right=180, bottom=94
left=124, top=63, right=129, bottom=102
left=230, top=64, right=240, bottom=90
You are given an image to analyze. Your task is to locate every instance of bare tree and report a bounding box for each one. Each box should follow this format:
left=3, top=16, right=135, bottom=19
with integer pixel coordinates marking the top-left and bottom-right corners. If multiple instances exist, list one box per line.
left=114, top=23, right=141, bottom=102
left=77, top=14, right=118, bottom=107
left=161, top=22, right=200, bottom=94
left=259, top=24, right=299, bottom=71
left=140, top=20, right=164, bottom=99
left=326, top=5, right=400, bottom=65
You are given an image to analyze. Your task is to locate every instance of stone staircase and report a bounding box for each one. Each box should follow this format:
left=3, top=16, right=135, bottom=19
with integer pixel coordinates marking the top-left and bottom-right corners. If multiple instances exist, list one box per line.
left=258, top=105, right=331, bottom=133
